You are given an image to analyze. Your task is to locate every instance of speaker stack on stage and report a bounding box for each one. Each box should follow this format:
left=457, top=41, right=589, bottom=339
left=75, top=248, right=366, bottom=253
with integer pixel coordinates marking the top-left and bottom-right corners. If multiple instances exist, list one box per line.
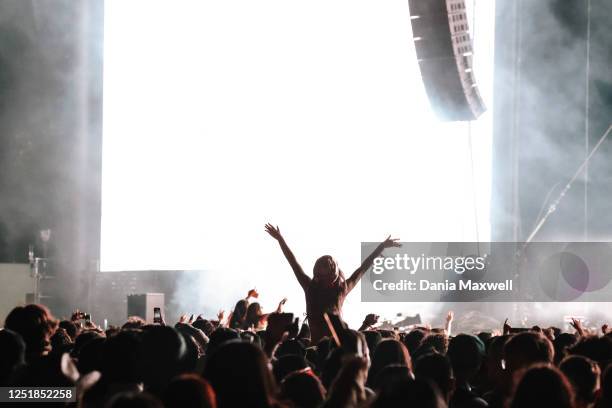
left=408, top=0, right=485, bottom=121
left=127, top=293, right=165, bottom=323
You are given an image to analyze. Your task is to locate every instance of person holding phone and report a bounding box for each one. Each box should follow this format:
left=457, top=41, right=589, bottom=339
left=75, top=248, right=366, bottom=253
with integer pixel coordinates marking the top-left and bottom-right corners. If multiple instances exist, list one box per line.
left=265, top=223, right=400, bottom=343
left=153, top=307, right=163, bottom=324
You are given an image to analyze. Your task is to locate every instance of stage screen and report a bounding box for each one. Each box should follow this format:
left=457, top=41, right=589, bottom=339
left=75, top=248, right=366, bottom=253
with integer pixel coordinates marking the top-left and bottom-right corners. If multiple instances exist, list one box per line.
left=102, top=0, right=494, bottom=322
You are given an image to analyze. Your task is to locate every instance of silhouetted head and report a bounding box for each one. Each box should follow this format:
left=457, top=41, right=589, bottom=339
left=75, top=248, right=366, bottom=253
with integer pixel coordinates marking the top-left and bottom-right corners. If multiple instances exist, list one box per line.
left=77, top=336, right=106, bottom=375
left=280, top=370, right=325, bottom=408
left=510, top=364, right=575, bottom=408
left=203, top=340, right=277, bottom=408
left=140, top=326, right=188, bottom=395
left=447, top=334, right=485, bottom=382
left=362, top=330, right=382, bottom=355
left=102, top=330, right=143, bottom=384
left=50, top=327, right=73, bottom=355
left=402, top=329, right=426, bottom=357
left=229, top=299, right=249, bottom=329
left=162, top=373, right=217, bottom=408
left=4, top=304, right=58, bottom=361
left=368, top=339, right=412, bottom=387
left=0, top=329, right=26, bottom=385
left=560, top=355, right=600, bottom=406
left=370, top=364, right=412, bottom=391
left=415, top=353, right=454, bottom=403
left=503, top=332, right=554, bottom=374
left=419, top=333, right=449, bottom=355
left=193, top=318, right=215, bottom=337
left=72, top=330, right=103, bottom=359
left=58, top=320, right=79, bottom=341
left=122, top=316, right=146, bottom=330
left=554, top=332, right=578, bottom=364
left=570, top=335, right=612, bottom=370
left=245, top=302, right=264, bottom=329
left=207, top=328, right=239, bottom=356
left=313, top=255, right=340, bottom=286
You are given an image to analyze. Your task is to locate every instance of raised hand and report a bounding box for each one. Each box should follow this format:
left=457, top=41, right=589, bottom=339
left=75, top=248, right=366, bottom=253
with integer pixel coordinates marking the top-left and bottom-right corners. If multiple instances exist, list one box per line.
left=247, top=288, right=259, bottom=299
left=445, top=310, right=455, bottom=336
left=347, top=235, right=401, bottom=293
left=265, top=223, right=311, bottom=290
left=363, top=313, right=379, bottom=327
left=446, top=310, right=455, bottom=323
left=265, top=223, right=283, bottom=241
left=276, top=297, right=288, bottom=313
left=570, top=317, right=585, bottom=336
left=358, top=313, right=379, bottom=331
left=381, top=235, right=401, bottom=249
left=503, top=318, right=511, bottom=335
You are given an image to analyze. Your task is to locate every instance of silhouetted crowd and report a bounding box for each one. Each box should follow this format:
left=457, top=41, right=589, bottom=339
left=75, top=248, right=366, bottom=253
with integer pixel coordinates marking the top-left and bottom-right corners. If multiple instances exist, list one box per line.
left=2, top=299, right=612, bottom=408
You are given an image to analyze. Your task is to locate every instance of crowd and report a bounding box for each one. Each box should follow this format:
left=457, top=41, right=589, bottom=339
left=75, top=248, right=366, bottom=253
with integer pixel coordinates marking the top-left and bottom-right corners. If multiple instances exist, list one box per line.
left=1, top=301, right=612, bottom=408
left=1, top=226, right=611, bottom=407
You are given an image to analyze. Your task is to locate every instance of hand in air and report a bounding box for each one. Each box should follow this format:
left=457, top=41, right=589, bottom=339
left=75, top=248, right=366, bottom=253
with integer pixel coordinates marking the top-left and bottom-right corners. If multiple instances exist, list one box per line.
left=570, top=317, right=585, bottom=335
left=381, top=235, right=401, bottom=249
left=265, top=223, right=283, bottom=240
left=247, top=288, right=259, bottom=299
left=503, top=318, right=511, bottom=335
left=276, top=297, right=288, bottom=313
left=363, top=313, right=380, bottom=327
left=446, top=310, right=455, bottom=323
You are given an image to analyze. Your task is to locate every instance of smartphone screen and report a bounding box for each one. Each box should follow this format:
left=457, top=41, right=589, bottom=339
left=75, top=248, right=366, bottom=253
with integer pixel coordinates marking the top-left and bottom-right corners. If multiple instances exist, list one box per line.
left=153, top=307, right=162, bottom=324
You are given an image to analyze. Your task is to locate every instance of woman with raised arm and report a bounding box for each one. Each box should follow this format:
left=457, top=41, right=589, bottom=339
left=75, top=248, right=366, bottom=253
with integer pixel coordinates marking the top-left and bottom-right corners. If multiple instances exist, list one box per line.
left=265, top=223, right=400, bottom=343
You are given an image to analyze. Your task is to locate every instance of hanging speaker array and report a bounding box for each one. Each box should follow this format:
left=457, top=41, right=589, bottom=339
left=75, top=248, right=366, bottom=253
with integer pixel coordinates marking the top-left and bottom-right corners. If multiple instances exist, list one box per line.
left=408, top=0, right=486, bottom=121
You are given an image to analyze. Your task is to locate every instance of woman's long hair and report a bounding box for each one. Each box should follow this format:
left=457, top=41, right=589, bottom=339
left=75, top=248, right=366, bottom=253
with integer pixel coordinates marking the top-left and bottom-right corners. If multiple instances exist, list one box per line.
left=367, top=339, right=413, bottom=388
left=244, top=303, right=264, bottom=330
left=312, top=256, right=346, bottom=288
left=4, top=304, right=58, bottom=360
left=228, top=299, right=248, bottom=329
left=509, top=364, right=575, bottom=408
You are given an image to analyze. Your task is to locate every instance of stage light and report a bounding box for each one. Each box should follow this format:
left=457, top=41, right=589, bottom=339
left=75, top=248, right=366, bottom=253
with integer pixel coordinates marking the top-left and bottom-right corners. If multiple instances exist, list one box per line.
left=101, top=0, right=494, bottom=325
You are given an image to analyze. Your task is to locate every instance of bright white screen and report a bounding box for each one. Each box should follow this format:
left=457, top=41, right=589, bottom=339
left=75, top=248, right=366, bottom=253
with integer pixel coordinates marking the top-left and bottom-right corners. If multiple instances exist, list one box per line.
left=102, top=0, right=494, bottom=322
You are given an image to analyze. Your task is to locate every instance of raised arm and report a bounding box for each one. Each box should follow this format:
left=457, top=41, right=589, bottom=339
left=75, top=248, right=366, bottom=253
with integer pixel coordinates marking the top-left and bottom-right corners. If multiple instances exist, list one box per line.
left=265, top=223, right=312, bottom=290
left=346, top=235, right=400, bottom=292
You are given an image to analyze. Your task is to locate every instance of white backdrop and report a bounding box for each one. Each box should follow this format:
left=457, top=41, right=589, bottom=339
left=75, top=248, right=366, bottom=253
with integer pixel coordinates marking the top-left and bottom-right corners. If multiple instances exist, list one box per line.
left=101, top=0, right=494, bottom=325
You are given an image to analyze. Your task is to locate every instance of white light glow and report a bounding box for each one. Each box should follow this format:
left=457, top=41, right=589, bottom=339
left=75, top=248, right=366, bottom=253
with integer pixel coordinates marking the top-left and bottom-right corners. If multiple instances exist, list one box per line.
left=102, top=0, right=494, bottom=325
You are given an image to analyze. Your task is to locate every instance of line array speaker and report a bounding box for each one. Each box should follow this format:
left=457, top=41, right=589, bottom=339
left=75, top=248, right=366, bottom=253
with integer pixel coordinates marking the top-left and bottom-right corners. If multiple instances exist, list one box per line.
left=408, top=0, right=486, bottom=121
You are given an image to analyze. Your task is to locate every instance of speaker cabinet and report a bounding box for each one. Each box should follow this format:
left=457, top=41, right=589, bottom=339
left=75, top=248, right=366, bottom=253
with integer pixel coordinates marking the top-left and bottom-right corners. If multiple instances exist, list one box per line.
left=127, top=293, right=164, bottom=323
left=408, top=0, right=485, bottom=121
left=0, top=263, right=32, bottom=323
